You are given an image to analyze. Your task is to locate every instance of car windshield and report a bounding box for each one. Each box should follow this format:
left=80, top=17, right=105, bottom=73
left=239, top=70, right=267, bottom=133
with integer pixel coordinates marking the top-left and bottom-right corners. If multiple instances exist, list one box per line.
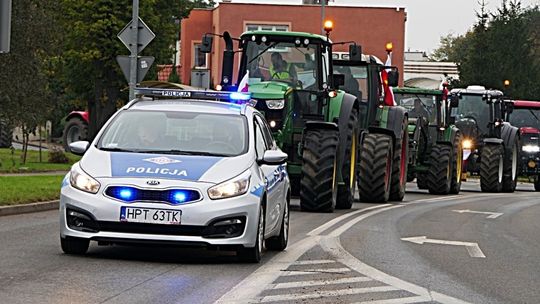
left=244, top=40, right=319, bottom=90
left=97, top=110, right=248, bottom=157
left=509, top=108, right=540, bottom=129
left=394, top=93, right=438, bottom=124
left=453, top=94, right=490, bottom=134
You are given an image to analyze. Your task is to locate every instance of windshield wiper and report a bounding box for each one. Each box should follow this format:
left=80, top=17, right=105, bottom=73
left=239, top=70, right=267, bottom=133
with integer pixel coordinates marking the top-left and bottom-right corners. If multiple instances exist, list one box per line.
left=248, top=42, right=278, bottom=64
left=529, top=109, right=540, bottom=123
left=99, top=147, right=136, bottom=152
left=138, top=149, right=230, bottom=157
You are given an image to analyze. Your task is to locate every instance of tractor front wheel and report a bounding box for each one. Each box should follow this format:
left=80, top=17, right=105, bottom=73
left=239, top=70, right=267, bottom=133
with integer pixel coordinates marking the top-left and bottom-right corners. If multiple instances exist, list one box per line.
left=389, top=119, right=408, bottom=201
left=502, top=139, right=519, bottom=192
left=480, top=144, right=504, bottom=192
left=337, top=110, right=359, bottom=209
left=450, top=133, right=463, bottom=194
left=358, top=133, right=393, bottom=203
left=300, top=129, right=339, bottom=212
left=427, top=145, right=452, bottom=195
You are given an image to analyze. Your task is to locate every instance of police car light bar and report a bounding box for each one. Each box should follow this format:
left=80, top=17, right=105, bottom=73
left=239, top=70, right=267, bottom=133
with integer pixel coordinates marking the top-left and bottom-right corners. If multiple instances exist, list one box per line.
left=135, top=88, right=252, bottom=104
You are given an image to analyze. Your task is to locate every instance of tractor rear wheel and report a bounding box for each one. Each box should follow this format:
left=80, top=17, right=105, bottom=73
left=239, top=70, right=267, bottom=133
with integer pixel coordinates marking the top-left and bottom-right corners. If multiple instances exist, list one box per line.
left=416, top=174, right=428, bottom=189
left=63, top=117, right=88, bottom=151
left=450, top=133, right=463, bottom=194
left=427, top=145, right=452, bottom=194
left=300, top=129, right=339, bottom=212
left=389, top=119, right=408, bottom=201
left=0, top=121, right=12, bottom=148
left=502, top=139, right=519, bottom=192
left=358, top=133, right=393, bottom=203
left=480, top=144, right=504, bottom=192
left=337, top=110, right=359, bottom=209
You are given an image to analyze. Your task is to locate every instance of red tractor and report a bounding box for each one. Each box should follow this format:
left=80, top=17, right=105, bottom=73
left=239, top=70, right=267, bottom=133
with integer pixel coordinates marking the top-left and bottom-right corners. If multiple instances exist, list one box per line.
left=506, top=100, right=540, bottom=191
left=62, top=111, right=89, bottom=150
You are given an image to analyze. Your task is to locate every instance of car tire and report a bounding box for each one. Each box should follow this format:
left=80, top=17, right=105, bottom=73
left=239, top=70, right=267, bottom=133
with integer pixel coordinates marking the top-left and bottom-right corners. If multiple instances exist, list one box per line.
left=265, top=200, right=289, bottom=251
left=237, top=205, right=264, bottom=263
left=60, top=236, right=89, bottom=255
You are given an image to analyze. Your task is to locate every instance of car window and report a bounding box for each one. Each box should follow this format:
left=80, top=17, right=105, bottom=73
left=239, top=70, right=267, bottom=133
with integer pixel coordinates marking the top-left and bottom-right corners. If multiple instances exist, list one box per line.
left=254, top=121, right=268, bottom=159
left=255, top=115, right=275, bottom=149
left=97, top=110, right=248, bottom=156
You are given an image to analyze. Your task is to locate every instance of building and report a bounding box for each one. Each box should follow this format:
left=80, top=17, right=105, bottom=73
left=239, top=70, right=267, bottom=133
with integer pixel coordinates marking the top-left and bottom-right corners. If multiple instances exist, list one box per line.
left=180, top=1, right=406, bottom=88
left=403, top=51, right=459, bottom=89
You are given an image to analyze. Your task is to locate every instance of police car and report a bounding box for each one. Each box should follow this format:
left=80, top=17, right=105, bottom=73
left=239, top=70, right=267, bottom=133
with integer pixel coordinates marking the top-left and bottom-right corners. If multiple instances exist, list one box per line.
left=60, top=88, right=290, bottom=263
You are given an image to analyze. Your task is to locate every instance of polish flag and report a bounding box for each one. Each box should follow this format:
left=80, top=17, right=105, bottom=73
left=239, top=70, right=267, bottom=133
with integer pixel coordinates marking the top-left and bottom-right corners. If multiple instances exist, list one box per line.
left=237, top=70, right=249, bottom=92
left=381, top=53, right=396, bottom=106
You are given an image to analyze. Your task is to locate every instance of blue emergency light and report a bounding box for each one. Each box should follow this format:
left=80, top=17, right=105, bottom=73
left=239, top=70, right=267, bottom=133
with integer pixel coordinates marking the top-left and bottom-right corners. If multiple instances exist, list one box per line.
left=105, top=186, right=200, bottom=205
left=134, top=88, right=252, bottom=105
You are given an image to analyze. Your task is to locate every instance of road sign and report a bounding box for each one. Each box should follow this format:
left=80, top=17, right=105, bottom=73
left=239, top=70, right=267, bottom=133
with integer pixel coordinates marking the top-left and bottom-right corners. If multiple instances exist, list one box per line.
left=117, top=17, right=155, bottom=53
left=117, top=55, right=155, bottom=83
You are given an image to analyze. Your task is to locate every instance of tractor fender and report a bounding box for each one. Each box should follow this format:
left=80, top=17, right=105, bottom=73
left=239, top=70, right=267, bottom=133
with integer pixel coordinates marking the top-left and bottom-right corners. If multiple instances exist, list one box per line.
left=367, top=126, right=396, bottom=142
left=66, top=111, right=89, bottom=124
left=501, top=123, right=520, bottom=150
left=383, top=106, right=408, bottom=141
left=441, top=126, right=460, bottom=144
left=304, top=121, right=339, bottom=131
left=336, top=93, right=359, bottom=170
left=484, top=138, right=504, bottom=145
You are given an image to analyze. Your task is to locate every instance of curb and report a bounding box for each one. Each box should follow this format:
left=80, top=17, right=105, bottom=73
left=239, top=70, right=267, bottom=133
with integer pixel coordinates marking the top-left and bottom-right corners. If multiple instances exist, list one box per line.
left=0, top=200, right=59, bottom=217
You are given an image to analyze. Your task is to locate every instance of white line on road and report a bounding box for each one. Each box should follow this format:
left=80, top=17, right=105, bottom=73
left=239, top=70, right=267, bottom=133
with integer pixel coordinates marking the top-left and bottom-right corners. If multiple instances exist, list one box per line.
left=452, top=209, right=503, bottom=219
left=351, top=295, right=431, bottom=304
left=329, top=205, right=404, bottom=237
left=401, top=236, right=486, bottom=258
left=259, top=286, right=400, bottom=302
left=291, top=259, right=336, bottom=265
left=281, top=267, right=351, bottom=276
left=272, top=276, right=372, bottom=289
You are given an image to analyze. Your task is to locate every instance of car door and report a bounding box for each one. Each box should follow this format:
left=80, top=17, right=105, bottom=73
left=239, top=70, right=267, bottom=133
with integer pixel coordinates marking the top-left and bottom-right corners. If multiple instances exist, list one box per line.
left=254, top=115, right=284, bottom=233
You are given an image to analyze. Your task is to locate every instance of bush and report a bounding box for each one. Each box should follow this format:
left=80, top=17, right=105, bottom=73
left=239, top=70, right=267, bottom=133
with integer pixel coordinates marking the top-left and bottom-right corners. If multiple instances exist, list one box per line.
left=48, top=147, right=69, bottom=164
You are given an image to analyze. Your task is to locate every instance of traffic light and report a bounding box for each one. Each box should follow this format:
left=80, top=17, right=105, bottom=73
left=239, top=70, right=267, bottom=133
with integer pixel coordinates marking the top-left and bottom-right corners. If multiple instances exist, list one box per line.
left=0, top=0, right=11, bottom=53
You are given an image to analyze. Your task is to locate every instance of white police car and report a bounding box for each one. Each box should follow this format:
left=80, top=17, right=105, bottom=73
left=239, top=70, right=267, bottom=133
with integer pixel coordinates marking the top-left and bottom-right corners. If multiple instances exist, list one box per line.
left=60, top=88, right=290, bottom=262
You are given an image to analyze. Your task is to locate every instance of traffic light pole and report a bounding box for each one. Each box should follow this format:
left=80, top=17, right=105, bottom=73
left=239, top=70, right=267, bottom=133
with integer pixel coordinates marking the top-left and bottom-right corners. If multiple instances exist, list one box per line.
left=129, top=0, right=140, bottom=101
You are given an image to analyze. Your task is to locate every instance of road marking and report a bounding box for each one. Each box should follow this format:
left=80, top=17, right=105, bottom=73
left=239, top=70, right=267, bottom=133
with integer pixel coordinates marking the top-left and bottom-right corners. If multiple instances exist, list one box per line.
left=329, top=205, right=404, bottom=237
left=321, top=237, right=472, bottom=304
left=351, top=295, right=431, bottom=304
left=291, top=259, right=336, bottom=265
left=452, top=209, right=503, bottom=219
left=259, top=286, right=400, bottom=302
left=401, top=236, right=486, bottom=258
left=272, top=276, right=372, bottom=289
left=281, top=267, right=351, bottom=276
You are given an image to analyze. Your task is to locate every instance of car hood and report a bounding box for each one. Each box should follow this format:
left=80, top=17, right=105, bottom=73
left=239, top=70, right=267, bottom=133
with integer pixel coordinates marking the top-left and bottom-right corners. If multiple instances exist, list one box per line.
left=79, top=147, right=253, bottom=184
left=249, top=81, right=289, bottom=100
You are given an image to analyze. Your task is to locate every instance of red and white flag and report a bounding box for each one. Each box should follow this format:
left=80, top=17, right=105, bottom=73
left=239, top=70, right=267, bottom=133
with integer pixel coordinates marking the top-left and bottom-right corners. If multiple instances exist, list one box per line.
left=237, top=70, right=249, bottom=92
left=381, top=53, right=396, bottom=106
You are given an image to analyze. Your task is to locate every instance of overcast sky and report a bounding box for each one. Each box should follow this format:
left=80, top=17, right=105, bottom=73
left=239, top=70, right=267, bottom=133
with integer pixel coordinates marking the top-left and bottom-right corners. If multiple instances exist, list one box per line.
left=222, top=0, right=539, bottom=53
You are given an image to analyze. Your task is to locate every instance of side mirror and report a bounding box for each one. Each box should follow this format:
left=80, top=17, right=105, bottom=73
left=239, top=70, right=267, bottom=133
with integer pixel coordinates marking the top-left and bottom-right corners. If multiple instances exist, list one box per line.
left=200, top=35, right=213, bottom=54
left=349, top=44, right=362, bottom=61
left=449, top=95, right=459, bottom=108
left=332, top=73, right=345, bottom=88
left=259, top=150, right=288, bottom=165
left=69, top=141, right=90, bottom=156
left=387, top=68, right=399, bottom=87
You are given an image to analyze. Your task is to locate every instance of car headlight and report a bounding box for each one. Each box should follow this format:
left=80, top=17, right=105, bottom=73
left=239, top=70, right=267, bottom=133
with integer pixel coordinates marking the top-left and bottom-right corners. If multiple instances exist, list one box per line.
left=266, top=99, right=285, bottom=110
left=522, top=145, right=540, bottom=153
left=208, top=170, right=251, bottom=200
left=69, top=164, right=100, bottom=194
left=462, top=139, right=473, bottom=150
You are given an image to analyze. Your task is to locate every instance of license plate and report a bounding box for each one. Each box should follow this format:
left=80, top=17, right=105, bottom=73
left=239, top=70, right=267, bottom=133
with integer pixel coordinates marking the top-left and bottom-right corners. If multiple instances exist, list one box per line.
left=120, top=207, right=181, bottom=225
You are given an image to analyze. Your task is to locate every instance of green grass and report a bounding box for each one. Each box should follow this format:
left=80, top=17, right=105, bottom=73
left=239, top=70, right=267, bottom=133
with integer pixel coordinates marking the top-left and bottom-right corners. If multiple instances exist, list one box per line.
left=0, top=175, right=65, bottom=205
left=0, top=148, right=80, bottom=173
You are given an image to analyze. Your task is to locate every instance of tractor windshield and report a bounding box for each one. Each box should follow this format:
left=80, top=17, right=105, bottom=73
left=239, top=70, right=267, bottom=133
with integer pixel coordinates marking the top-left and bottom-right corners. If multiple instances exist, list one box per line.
left=509, top=107, right=540, bottom=129
left=453, top=94, right=491, bottom=135
left=243, top=40, right=320, bottom=90
left=333, top=65, right=368, bottom=102
left=394, top=93, right=438, bottom=124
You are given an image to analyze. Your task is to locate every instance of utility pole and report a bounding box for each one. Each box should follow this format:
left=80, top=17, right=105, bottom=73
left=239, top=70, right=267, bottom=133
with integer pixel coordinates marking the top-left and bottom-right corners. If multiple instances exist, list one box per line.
left=321, top=0, right=326, bottom=35
left=129, top=0, right=140, bottom=101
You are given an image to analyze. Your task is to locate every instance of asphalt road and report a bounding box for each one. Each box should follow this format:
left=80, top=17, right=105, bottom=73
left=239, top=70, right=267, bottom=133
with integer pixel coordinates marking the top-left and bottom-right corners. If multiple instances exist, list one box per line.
left=0, top=181, right=538, bottom=304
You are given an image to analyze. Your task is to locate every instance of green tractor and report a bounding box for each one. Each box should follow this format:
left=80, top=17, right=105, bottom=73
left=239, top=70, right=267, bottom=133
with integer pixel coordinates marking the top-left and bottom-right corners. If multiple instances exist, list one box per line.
left=393, top=87, right=463, bottom=194
left=202, top=29, right=407, bottom=211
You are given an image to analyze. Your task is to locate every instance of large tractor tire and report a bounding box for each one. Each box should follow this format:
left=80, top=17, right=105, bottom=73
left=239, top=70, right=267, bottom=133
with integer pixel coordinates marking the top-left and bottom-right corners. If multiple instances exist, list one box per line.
left=300, top=128, right=339, bottom=212
left=450, top=132, right=463, bottom=194
left=63, top=117, right=88, bottom=151
left=480, top=144, right=504, bottom=192
left=427, top=145, right=452, bottom=194
left=416, top=174, right=428, bottom=189
left=535, top=178, right=540, bottom=192
left=502, top=139, right=519, bottom=192
left=389, top=119, right=408, bottom=201
left=358, top=133, right=393, bottom=203
left=0, top=121, right=12, bottom=148
left=336, top=110, right=359, bottom=209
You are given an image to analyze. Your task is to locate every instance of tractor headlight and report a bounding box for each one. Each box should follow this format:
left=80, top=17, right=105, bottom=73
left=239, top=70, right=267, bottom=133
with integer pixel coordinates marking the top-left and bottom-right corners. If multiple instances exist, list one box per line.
left=522, top=145, right=540, bottom=153
left=69, top=164, right=100, bottom=194
left=462, top=139, right=473, bottom=150
left=208, top=170, right=251, bottom=200
left=266, top=99, right=285, bottom=110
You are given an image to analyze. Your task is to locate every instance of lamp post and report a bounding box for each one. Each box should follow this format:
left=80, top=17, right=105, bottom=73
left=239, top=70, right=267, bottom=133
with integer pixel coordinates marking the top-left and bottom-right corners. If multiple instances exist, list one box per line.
left=169, top=16, right=181, bottom=83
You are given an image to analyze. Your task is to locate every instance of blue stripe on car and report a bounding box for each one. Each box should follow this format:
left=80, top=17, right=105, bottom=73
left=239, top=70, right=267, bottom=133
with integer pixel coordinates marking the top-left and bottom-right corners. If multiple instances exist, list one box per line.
left=110, top=153, right=222, bottom=181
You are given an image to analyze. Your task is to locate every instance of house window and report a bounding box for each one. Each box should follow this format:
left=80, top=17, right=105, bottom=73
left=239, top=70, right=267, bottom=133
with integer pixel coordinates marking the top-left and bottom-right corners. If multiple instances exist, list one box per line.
left=246, top=24, right=289, bottom=32
left=193, top=43, right=208, bottom=69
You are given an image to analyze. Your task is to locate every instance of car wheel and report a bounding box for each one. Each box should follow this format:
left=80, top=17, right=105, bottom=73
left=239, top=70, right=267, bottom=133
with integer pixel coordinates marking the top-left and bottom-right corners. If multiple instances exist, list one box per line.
left=265, top=200, right=289, bottom=251
left=237, top=205, right=264, bottom=263
left=60, top=236, right=89, bottom=255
